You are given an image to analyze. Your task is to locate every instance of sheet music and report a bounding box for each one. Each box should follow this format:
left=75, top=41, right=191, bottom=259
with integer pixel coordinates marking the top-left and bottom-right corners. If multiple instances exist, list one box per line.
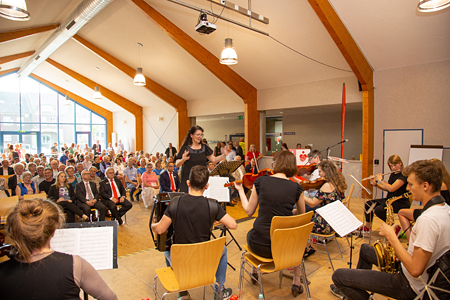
left=51, top=227, right=114, bottom=270
left=349, top=174, right=372, bottom=195
left=203, top=177, right=230, bottom=202
left=316, top=201, right=362, bottom=237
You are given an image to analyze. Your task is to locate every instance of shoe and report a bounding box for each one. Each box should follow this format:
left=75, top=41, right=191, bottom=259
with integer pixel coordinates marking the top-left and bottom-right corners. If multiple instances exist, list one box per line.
left=251, top=272, right=258, bottom=285
left=300, top=276, right=311, bottom=285
left=177, top=290, right=190, bottom=300
left=117, top=217, right=123, bottom=226
left=303, top=246, right=316, bottom=258
left=330, top=284, right=347, bottom=299
left=213, top=288, right=232, bottom=300
left=354, top=225, right=370, bottom=235
left=291, top=284, right=304, bottom=297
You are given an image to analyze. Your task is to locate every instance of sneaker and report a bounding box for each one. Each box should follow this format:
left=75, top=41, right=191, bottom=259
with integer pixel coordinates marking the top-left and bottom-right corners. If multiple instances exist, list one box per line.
left=177, top=291, right=190, bottom=300
left=330, top=284, right=347, bottom=299
left=214, top=288, right=232, bottom=300
left=354, top=225, right=370, bottom=235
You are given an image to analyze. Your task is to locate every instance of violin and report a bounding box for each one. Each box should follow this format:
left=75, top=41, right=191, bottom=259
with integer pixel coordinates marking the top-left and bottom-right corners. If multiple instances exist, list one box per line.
left=224, top=168, right=274, bottom=189
left=300, top=177, right=327, bottom=190
left=297, top=164, right=317, bottom=176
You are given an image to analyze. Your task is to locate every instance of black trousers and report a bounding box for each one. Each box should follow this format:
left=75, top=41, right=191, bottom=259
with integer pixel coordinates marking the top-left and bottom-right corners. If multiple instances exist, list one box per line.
left=77, top=200, right=106, bottom=221
left=57, top=201, right=84, bottom=223
left=364, top=198, right=410, bottom=222
left=101, top=199, right=132, bottom=219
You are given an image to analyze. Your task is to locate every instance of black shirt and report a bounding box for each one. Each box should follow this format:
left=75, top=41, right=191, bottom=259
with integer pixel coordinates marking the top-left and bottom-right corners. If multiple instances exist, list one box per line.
left=386, top=172, right=408, bottom=198
left=175, top=144, right=213, bottom=193
left=164, top=194, right=226, bottom=244
left=39, top=179, right=56, bottom=194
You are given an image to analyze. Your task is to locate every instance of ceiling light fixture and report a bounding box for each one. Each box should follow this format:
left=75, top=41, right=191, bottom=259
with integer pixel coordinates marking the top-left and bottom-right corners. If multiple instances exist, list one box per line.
left=93, top=67, right=102, bottom=100
left=220, top=38, right=238, bottom=65
left=418, top=0, right=450, bottom=12
left=133, top=43, right=146, bottom=86
left=0, top=0, right=30, bottom=21
left=64, top=94, right=72, bottom=106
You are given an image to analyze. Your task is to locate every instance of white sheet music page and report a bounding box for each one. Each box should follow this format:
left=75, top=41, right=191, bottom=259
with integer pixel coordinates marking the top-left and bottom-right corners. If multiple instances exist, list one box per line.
left=316, top=201, right=362, bottom=237
left=203, top=177, right=230, bottom=202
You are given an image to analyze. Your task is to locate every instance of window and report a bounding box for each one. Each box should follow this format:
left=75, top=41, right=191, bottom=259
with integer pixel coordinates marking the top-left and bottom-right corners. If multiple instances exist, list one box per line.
left=59, top=94, right=74, bottom=124
left=21, top=77, right=40, bottom=123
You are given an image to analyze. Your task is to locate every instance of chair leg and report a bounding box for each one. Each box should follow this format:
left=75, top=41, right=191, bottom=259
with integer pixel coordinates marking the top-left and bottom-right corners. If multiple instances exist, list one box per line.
left=323, top=240, right=334, bottom=271
left=300, top=260, right=311, bottom=300
left=238, top=253, right=246, bottom=299
left=335, top=236, right=343, bottom=259
left=257, top=266, right=264, bottom=299
left=278, top=270, right=283, bottom=289
left=203, top=285, right=206, bottom=300
left=153, top=275, right=159, bottom=300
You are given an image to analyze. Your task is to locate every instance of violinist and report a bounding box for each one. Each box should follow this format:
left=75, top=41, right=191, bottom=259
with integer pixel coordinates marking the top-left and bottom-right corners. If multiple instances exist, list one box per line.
left=235, top=151, right=306, bottom=297
left=303, top=150, right=322, bottom=212
left=356, top=154, right=409, bottom=235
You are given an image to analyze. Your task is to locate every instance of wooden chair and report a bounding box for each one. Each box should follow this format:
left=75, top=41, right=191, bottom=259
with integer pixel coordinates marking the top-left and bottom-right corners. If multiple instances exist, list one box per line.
left=0, top=175, right=13, bottom=181
left=238, top=211, right=314, bottom=300
left=0, top=196, right=19, bottom=226
left=153, top=236, right=226, bottom=300
left=22, top=193, right=48, bottom=200
left=342, top=183, right=355, bottom=208
left=0, top=190, right=9, bottom=198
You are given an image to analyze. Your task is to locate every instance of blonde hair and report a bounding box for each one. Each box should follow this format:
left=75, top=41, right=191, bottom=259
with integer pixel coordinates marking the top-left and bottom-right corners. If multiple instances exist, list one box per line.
left=22, top=171, right=32, bottom=181
left=387, top=155, right=404, bottom=171
left=6, top=199, right=64, bottom=262
left=318, top=161, right=348, bottom=194
left=55, top=171, right=70, bottom=190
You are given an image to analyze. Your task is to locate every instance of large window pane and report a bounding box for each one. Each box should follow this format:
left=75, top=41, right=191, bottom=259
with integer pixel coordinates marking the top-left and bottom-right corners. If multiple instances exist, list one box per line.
left=40, top=84, right=58, bottom=123
left=21, top=78, right=40, bottom=123
left=76, top=124, right=90, bottom=131
left=0, top=123, right=20, bottom=131
left=59, top=94, right=74, bottom=123
left=92, top=113, right=106, bottom=125
left=22, top=123, right=40, bottom=131
left=41, top=124, right=57, bottom=155
left=22, top=133, right=38, bottom=155
left=92, top=125, right=106, bottom=146
left=0, top=74, right=20, bottom=122
left=59, top=124, right=75, bottom=146
left=76, top=104, right=90, bottom=124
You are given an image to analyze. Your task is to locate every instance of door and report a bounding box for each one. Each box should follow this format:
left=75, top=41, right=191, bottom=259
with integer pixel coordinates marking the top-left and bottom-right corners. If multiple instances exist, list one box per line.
left=76, top=132, right=91, bottom=148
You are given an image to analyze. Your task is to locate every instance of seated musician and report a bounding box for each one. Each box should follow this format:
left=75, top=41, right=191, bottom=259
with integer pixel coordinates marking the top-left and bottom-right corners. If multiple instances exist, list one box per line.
left=235, top=150, right=305, bottom=297
left=99, top=167, right=132, bottom=225
left=330, top=159, right=450, bottom=300
left=357, top=155, right=410, bottom=235
left=303, top=150, right=322, bottom=212
left=159, top=162, right=180, bottom=193
left=0, top=199, right=117, bottom=299
left=398, top=158, right=450, bottom=240
left=300, top=161, right=347, bottom=257
left=152, top=165, right=237, bottom=300
left=75, top=170, right=106, bottom=221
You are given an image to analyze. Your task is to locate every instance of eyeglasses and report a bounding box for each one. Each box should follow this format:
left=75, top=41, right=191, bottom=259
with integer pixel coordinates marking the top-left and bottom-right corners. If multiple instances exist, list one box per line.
left=193, top=133, right=204, bottom=137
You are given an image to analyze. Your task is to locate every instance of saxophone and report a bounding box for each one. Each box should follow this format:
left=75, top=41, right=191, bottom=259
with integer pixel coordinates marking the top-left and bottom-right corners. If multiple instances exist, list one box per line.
left=372, top=192, right=412, bottom=273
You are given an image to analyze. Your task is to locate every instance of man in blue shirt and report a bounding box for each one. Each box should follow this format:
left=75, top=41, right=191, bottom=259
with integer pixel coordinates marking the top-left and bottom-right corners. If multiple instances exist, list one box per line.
left=123, top=158, right=139, bottom=202
left=59, top=150, right=69, bottom=165
left=153, top=161, right=163, bottom=176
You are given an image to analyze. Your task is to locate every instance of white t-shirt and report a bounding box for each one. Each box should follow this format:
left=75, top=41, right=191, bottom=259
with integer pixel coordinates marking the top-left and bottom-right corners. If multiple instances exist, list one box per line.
left=402, top=203, right=450, bottom=294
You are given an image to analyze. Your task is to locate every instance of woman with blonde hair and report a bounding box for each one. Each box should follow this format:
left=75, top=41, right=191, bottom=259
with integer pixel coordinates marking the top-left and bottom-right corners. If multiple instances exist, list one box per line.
left=357, top=154, right=409, bottom=234
left=141, top=163, right=160, bottom=208
left=48, top=171, right=88, bottom=223
left=0, top=199, right=117, bottom=299
left=15, top=171, right=38, bottom=200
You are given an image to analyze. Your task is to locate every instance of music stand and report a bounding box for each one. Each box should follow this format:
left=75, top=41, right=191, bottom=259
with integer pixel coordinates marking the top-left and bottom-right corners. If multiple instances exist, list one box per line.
left=210, top=160, right=244, bottom=177
left=349, top=174, right=373, bottom=240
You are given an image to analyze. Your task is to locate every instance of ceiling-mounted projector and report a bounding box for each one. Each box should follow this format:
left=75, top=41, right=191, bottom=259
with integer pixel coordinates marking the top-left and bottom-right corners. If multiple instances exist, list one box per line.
left=195, top=12, right=216, bottom=34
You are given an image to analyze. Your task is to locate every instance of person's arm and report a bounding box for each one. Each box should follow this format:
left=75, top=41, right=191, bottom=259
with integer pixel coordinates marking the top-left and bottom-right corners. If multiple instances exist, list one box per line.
left=15, top=185, right=23, bottom=200
left=235, top=183, right=259, bottom=216
left=375, top=177, right=405, bottom=193
left=176, top=149, right=190, bottom=168
left=219, top=213, right=237, bottom=230
left=295, top=191, right=306, bottom=215
left=257, top=152, right=263, bottom=160
left=302, top=182, right=331, bottom=207
left=152, top=215, right=173, bottom=234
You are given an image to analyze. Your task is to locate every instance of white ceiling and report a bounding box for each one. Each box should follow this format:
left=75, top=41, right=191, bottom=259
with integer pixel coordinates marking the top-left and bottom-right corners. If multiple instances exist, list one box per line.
left=0, top=0, right=449, bottom=115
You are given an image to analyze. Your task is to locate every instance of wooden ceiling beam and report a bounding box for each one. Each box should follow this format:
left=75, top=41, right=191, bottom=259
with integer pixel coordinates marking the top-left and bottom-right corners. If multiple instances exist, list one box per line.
left=0, top=67, right=20, bottom=77
left=0, top=24, right=58, bottom=44
left=308, top=0, right=373, bottom=90
left=72, top=34, right=187, bottom=112
left=0, top=51, right=35, bottom=65
left=128, top=0, right=257, bottom=102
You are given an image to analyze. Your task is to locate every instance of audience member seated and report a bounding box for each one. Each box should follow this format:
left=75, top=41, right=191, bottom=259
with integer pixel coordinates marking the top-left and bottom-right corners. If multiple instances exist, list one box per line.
left=99, top=155, right=112, bottom=176
left=226, top=144, right=236, bottom=162
left=88, top=166, right=102, bottom=190
left=159, top=162, right=180, bottom=193
left=141, top=163, right=160, bottom=208
left=48, top=171, right=89, bottom=223
left=0, top=175, right=6, bottom=194
left=113, top=157, right=126, bottom=187
left=60, top=150, right=69, bottom=165
left=32, top=166, right=45, bottom=189
left=99, top=167, right=132, bottom=225
left=8, top=163, right=25, bottom=196
left=76, top=170, right=106, bottom=221
left=124, top=158, right=139, bottom=202
left=58, top=164, right=66, bottom=173
left=153, top=161, right=163, bottom=176
left=50, top=160, right=59, bottom=179
left=137, top=158, right=146, bottom=175
left=1, top=159, right=14, bottom=175
left=15, top=171, right=38, bottom=200
left=27, top=162, right=37, bottom=177
left=66, top=166, right=81, bottom=191
left=39, top=168, right=56, bottom=195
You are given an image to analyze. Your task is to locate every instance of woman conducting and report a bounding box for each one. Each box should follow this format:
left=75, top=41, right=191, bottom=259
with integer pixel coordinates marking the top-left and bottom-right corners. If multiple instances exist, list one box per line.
left=235, top=150, right=305, bottom=297
left=175, top=125, right=230, bottom=193
left=0, top=199, right=116, bottom=299
left=357, top=154, right=409, bottom=234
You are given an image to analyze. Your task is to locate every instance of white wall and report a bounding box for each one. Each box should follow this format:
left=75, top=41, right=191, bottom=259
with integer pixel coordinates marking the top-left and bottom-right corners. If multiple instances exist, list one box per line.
left=373, top=59, right=450, bottom=173
left=188, top=94, right=244, bottom=117
left=196, top=118, right=245, bottom=143
left=143, top=103, right=178, bottom=154
left=113, top=111, right=135, bottom=152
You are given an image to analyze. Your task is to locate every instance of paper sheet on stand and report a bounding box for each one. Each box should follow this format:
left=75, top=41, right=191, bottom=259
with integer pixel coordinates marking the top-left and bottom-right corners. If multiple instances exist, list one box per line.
left=203, top=177, right=230, bottom=202
left=316, top=201, right=362, bottom=237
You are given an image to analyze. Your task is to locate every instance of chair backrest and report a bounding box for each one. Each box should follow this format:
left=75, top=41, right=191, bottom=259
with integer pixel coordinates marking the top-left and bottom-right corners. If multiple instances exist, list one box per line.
left=342, top=183, right=355, bottom=208
left=171, top=236, right=226, bottom=291
left=271, top=222, right=314, bottom=271
left=0, top=190, right=8, bottom=198
left=270, top=211, right=313, bottom=241
left=0, top=196, right=19, bottom=224
left=0, top=175, right=13, bottom=180
left=23, top=193, right=47, bottom=200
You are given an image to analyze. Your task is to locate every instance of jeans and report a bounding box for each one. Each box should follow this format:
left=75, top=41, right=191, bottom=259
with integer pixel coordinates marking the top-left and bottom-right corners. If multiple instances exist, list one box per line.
left=165, top=246, right=228, bottom=292
left=126, top=180, right=138, bottom=201
left=332, top=244, right=417, bottom=300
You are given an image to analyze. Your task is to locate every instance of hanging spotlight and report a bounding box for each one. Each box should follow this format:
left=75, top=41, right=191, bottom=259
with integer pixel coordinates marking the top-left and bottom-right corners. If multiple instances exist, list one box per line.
left=64, top=94, right=71, bottom=106
left=220, top=38, right=238, bottom=65
left=0, top=0, right=31, bottom=21
left=133, top=43, right=146, bottom=86
left=418, top=0, right=450, bottom=11
left=93, top=66, right=102, bottom=100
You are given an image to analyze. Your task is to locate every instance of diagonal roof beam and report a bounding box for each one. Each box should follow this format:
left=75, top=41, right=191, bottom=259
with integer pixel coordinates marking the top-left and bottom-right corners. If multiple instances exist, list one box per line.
left=46, top=58, right=143, bottom=151
left=0, top=25, right=59, bottom=44
left=0, top=67, right=20, bottom=77
left=0, top=51, right=35, bottom=65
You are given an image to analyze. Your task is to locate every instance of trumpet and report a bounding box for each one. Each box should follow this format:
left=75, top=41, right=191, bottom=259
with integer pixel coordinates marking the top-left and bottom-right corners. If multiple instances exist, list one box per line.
left=361, top=170, right=398, bottom=182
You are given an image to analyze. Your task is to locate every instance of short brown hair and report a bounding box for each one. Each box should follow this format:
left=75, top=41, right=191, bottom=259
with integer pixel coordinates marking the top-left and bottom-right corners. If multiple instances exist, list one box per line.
left=273, top=151, right=297, bottom=177
left=189, top=165, right=209, bottom=190
left=403, top=160, right=442, bottom=193
left=6, top=199, right=64, bottom=262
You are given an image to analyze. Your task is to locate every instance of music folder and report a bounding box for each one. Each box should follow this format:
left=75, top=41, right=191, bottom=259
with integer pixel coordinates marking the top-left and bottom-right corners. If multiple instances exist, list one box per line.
left=316, top=201, right=362, bottom=237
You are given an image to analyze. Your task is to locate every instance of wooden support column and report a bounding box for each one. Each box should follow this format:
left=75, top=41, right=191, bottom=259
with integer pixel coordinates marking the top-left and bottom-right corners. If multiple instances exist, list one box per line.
left=0, top=25, right=58, bottom=44
left=244, top=89, right=259, bottom=153
left=29, top=73, right=113, bottom=144
left=309, top=0, right=374, bottom=193
left=177, top=109, right=191, bottom=150
left=46, top=59, right=143, bottom=151
left=0, top=51, right=34, bottom=64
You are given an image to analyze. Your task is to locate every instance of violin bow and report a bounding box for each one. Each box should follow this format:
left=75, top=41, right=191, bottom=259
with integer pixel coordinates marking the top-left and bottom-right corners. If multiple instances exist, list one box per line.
left=252, top=150, right=260, bottom=172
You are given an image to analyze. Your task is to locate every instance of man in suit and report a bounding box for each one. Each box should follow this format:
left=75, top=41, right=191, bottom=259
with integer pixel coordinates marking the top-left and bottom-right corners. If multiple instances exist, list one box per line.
left=159, top=162, right=180, bottom=193
left=76, top=170, right=106, bottom=221
left=164, top=143, right=177, bottom=158
left=7, top=163, right=24, bottom=196
left=99, top=167, right=132, bottom=225
left=1, top=159, right=14, bottom=175
left=244, top=159, right=258, bottom=175
left=92, top=140, right=102, bottom=155
left=234, top=141, right=243, bottom=159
